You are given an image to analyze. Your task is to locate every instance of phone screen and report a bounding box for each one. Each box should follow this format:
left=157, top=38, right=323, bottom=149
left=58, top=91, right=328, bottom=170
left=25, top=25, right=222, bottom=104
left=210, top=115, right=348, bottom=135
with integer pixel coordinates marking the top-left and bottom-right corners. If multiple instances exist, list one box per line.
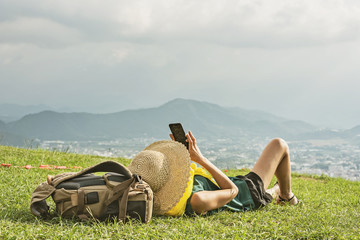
left=169, top=123, right=189, bottom=149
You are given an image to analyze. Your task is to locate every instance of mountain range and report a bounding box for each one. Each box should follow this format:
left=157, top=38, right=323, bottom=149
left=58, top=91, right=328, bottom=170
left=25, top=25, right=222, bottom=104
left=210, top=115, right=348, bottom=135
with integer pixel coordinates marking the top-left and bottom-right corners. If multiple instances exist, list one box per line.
left=0, top=98, right=359, bottom=146
left=0, top=103, right=56, bottom=123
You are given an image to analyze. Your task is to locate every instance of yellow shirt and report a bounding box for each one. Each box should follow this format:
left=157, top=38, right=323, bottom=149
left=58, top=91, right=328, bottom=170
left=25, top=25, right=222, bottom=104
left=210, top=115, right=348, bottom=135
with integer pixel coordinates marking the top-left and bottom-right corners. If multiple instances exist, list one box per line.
left=165, top=163, right=217, bottom=216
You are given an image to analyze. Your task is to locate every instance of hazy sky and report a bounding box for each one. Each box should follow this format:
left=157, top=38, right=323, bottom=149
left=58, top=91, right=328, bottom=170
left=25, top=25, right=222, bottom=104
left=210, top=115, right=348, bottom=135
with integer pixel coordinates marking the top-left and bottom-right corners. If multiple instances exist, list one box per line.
left=1, top=0, right=360, bottom=128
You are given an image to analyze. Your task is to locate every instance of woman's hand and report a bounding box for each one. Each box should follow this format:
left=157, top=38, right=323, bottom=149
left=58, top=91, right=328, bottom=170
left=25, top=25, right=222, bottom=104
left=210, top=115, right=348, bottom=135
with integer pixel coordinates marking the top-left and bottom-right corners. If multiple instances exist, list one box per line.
left=185, top=131, right=207, bottom=165
left=169, top=130, right=206, bottom=164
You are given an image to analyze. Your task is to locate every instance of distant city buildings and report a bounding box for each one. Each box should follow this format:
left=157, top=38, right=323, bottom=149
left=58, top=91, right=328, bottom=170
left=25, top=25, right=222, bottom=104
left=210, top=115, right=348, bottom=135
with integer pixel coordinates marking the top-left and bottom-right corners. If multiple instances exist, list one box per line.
left=39, top=137, right=360, bottom=181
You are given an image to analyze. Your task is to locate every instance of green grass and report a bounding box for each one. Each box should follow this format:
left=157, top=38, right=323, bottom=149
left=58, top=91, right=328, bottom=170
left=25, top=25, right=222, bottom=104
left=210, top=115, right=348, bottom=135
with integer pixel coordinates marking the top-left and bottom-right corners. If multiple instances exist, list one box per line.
left=1, top=145, right=359, bottom=239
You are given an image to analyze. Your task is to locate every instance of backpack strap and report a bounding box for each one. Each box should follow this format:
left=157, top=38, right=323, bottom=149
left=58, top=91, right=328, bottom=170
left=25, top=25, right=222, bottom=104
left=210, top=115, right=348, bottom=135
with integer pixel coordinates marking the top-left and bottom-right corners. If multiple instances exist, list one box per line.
left=30, top=182, right=56, bottom=217
left=118, top=178, right=134, bottom=222
left=104, top=174, right=143, bottom=222
left=51, top=161, right=132, bottom=188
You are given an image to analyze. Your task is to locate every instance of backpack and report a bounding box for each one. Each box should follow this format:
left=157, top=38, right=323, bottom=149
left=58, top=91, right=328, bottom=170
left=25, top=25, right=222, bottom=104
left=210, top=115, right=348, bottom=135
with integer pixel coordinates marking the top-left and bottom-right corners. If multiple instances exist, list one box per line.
left=30, top=161, right=153, bottom=223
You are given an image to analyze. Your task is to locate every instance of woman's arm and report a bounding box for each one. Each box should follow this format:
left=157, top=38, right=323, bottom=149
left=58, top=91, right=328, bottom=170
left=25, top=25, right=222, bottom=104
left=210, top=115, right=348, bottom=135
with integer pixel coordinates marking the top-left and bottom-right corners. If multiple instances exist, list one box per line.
left=185, top=131, right=238, bottom=214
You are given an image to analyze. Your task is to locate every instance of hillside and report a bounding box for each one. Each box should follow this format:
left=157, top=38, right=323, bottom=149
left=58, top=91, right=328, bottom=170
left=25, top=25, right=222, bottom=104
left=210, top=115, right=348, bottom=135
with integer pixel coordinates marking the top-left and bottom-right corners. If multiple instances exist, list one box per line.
left=2, top=98, right=317, bottom=142
left=0, top=145, right=359, bottom=239
left=344, top=125, right=360, bottom=138
left=0, top=103, right=53, bottom=123
left=0, top=131, right=27, bottom=146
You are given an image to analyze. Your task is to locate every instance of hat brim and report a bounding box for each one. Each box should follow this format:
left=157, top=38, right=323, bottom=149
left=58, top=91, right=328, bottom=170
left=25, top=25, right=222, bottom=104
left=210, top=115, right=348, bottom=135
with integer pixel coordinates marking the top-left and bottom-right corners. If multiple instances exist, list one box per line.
left=143, top=140, right=191, bottom=215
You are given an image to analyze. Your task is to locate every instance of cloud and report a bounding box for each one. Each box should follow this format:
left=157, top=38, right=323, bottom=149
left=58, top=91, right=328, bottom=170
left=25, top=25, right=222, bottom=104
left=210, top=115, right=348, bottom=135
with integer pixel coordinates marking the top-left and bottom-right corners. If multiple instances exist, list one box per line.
left=0, top=0, right=360, bottom=127
left=0, top=17, right=83, bottom=47
left=1, top=0, right=360, bottom=48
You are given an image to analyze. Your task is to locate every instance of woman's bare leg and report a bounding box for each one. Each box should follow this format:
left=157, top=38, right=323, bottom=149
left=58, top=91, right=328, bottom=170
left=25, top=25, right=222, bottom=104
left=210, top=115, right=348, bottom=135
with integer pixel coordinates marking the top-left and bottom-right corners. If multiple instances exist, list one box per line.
left=251, top=138, right=293, bottom=200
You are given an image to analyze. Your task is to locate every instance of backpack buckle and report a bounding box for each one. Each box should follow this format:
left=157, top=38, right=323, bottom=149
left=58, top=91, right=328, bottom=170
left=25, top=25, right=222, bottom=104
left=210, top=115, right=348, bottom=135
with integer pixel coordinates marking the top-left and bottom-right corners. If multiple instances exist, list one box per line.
left=133, top=174, right=143, bottom=184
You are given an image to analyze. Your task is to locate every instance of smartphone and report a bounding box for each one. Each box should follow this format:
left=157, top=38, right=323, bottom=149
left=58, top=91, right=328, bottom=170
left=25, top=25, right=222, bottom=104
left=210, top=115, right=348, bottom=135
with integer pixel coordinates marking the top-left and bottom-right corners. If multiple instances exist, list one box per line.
left=169, top=123, right=189, bottom=149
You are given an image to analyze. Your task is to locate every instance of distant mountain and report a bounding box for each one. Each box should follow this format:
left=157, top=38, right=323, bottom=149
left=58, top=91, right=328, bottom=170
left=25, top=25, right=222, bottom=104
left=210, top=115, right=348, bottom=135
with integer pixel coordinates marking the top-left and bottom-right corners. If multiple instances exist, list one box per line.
left=343, top=125, right=360, bottom=137
left=343, top=125, right=360, bottom=144
left=0, top=103, right=54, bottom=122
left=1, top=117, right=27, bottom=146
left=292, top=124, right=360, bottom=144
left=0, top=131, right=28, bottom=146
left=2, top=98, right=318, bottom=142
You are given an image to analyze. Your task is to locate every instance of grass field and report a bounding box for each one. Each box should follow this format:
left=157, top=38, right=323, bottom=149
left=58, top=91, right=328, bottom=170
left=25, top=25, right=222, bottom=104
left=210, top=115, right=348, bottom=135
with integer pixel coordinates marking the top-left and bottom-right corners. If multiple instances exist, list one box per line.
left=1, top=145, right=359, bottom=239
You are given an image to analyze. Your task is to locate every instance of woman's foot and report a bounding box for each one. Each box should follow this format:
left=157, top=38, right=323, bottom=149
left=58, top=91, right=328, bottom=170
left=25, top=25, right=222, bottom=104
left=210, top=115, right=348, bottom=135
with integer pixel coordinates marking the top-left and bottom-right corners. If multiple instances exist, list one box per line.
left=266, top=182, right=280, bottom=199
left=276, top=194, right=299, bottom=206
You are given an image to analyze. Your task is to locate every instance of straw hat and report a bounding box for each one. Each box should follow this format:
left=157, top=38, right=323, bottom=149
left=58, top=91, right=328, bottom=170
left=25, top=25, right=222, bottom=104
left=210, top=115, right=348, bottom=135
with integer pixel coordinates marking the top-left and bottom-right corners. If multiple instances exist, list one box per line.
left=128, top=140, right=191, bottom=215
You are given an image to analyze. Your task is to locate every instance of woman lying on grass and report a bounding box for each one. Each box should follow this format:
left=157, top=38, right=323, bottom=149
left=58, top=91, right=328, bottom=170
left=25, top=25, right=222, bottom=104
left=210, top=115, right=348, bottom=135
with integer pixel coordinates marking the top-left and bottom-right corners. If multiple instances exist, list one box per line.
left=129, top=131, right=299, bottom=216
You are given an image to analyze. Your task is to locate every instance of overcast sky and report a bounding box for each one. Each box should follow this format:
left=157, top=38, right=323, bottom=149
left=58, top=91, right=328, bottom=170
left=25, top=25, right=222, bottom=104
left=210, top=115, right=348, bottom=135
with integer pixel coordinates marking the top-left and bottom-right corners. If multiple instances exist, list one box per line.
left=1, top=0, right=360, bottom=128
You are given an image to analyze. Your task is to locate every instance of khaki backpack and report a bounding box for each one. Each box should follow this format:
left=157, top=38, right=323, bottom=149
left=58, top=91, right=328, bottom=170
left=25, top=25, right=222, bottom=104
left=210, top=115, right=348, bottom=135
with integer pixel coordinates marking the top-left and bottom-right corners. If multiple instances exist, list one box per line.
left=30, top=161, right=153, bottom=223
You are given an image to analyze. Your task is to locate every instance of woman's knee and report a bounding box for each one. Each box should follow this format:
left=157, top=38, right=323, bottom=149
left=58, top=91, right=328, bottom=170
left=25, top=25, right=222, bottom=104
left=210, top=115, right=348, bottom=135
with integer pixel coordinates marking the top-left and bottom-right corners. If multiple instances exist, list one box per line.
left=270, top=138, right=289, bottom=153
